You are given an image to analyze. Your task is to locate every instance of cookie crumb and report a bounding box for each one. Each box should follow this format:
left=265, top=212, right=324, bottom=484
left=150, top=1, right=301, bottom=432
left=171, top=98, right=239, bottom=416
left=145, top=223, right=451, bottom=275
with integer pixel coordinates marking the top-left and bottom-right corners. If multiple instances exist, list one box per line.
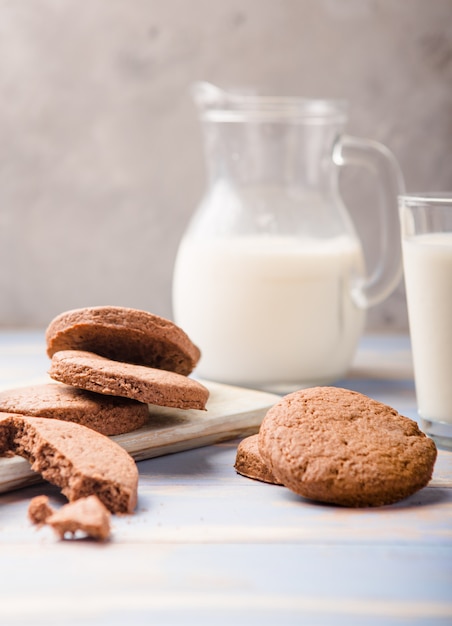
left=28, top=495, right=54, bottom=526
left=31, top=495, right=112, bottom=541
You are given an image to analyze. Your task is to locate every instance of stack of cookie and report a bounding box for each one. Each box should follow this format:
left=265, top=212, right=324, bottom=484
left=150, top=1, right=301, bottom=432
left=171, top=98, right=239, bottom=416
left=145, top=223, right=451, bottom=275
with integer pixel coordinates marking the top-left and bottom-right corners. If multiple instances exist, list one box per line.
left=0, top=306, right=209, bottom=437
left=235, top=386, right=437, bottom=507
left=0, top=306, right=209, bottom=538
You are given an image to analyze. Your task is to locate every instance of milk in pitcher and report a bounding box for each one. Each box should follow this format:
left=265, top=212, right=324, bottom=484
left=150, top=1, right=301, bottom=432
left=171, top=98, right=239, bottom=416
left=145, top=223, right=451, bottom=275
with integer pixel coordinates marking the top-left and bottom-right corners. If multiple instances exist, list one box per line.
left=174, top=83, right=404, bottom=389
left=173, top=234, right=365, bottom=389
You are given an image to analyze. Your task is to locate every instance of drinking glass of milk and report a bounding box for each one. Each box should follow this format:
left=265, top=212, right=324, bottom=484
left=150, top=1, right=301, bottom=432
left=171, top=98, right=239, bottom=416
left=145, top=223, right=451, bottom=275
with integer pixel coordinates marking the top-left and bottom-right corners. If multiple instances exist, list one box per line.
left=400, top=193, right=452, bottom=449
left=173, top=82, right=404, bottom=391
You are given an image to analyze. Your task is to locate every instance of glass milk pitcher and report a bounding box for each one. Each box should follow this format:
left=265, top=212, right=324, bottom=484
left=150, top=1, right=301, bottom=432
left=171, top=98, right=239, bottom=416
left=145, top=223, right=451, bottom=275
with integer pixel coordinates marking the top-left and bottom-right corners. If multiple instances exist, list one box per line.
left=173, top=82, right=404, bottom=391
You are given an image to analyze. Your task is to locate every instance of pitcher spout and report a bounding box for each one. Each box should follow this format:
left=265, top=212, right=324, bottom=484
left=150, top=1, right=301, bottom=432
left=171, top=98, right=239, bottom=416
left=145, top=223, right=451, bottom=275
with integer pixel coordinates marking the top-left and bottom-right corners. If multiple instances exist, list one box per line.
left=191, top=81, right=258, bottom=120
left=191, top=81, right=224, bottom=110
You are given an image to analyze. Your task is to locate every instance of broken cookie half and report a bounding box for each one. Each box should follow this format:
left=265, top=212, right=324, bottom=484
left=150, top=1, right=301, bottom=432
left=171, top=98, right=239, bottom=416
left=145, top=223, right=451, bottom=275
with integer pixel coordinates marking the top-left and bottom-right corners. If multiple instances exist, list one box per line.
left=0, top=413, right=138, bottom=514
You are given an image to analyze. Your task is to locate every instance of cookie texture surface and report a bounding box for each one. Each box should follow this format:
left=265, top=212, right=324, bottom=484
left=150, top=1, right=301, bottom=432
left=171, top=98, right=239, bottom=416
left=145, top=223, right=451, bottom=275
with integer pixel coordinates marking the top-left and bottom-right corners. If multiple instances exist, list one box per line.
left=258, top=387, right=437, bottom=507
left=46, top=306, right=201, bottom=375
left=0, top=383, right=149, bottom=436
left=0, top=414, right=138, bottom=514
left=234, top=434, right=283, bottom=485
left=49, top=350, right=209, bottom=410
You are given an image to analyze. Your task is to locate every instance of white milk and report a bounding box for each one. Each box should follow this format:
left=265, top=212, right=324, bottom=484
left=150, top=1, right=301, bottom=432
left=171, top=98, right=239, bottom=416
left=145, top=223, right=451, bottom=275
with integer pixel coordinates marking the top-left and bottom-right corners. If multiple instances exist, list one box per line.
left=403, top=232, right=452, bottom=423
left=172, top=235, right=365, bottom=389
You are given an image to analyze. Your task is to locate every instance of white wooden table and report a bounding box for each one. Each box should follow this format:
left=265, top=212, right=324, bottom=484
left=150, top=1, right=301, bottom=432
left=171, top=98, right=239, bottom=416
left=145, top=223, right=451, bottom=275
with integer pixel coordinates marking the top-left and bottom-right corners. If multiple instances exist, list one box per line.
left=0, top=332, right=451, bottom=626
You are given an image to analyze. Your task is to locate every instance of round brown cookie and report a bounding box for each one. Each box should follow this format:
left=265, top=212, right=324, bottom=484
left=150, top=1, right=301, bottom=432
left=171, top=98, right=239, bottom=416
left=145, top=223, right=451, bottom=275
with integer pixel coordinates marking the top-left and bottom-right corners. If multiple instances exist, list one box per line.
left=49, top=350, right=209, bottom=410
left=0, top=383, right=149, bottom=436
left=234, top=434, right=283, bottom=485
left=46, top=306, right=201, bottom=376
left=258, top=387, right=437, bottom=507
left=0, top=414, right=138, bottom=514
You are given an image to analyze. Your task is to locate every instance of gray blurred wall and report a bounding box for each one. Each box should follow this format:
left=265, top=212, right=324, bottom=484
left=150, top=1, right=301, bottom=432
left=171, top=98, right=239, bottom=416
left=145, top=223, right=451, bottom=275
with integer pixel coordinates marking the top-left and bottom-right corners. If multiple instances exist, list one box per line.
left=0, top=0, right=451, bottom=329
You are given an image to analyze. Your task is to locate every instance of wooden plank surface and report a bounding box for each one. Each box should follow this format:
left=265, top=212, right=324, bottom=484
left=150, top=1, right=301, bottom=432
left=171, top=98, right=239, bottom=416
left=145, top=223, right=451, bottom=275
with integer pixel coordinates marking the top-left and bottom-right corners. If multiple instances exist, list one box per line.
left=1, top=440, right=452, bottom=626
left=1, top=332, right=452, bottom=626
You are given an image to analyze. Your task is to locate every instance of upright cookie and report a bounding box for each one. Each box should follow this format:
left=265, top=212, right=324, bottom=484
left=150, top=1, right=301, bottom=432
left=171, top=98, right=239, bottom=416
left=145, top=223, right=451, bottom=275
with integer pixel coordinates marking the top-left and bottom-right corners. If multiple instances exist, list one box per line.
left=234, top=435, right=283, bottom=485
left=0, top=414, right=138, bottom=514
left=46, top=306, right=201, bottom=375
left=49, top=350, right=209, bottom=410
left=258, top=387, right=437, bottom=507
left=0, top=383, right=149, bottom=436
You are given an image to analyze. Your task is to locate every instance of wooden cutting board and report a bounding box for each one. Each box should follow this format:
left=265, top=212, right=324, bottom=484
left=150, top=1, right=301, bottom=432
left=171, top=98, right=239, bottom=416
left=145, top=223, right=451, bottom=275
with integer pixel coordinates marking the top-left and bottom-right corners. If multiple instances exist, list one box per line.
left=0, top=379, right=281, bottom=494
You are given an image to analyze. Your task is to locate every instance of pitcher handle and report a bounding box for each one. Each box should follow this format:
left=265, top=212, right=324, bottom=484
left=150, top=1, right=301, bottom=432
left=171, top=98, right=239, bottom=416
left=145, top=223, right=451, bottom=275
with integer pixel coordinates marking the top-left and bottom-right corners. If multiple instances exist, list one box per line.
left=332, top=134, right=405, bottom=309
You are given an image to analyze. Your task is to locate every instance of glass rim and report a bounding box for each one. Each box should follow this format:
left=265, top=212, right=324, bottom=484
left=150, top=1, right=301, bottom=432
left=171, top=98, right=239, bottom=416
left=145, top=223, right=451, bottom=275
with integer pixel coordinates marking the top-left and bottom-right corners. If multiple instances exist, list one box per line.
left=399, top=192, right=452, bottom=205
